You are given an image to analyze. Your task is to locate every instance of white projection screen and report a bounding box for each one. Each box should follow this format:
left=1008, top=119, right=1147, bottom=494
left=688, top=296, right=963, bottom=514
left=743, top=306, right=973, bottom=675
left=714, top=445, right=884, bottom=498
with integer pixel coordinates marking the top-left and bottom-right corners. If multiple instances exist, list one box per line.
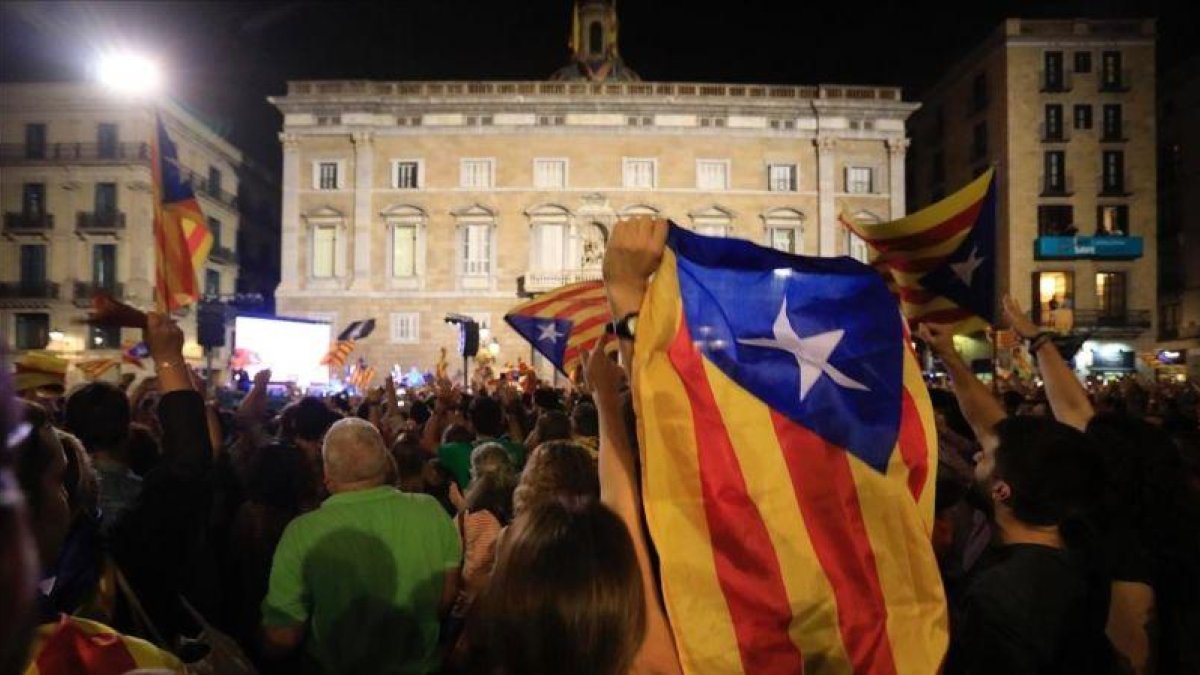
left=233, top=316, right=332, bottom=387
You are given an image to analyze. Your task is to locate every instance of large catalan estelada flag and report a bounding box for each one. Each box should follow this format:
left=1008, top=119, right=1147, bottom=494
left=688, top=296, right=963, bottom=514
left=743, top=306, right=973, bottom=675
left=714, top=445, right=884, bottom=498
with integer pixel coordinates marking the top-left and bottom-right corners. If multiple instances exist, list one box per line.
left=25, top=615, right=185, bottom=674
left=634, top=223, right=946, bottom=674
left=151, top=115, right=212, bottom=312
left=505, top=280, right=613, bottom=377
left=841, top=168, right=997, bottom=334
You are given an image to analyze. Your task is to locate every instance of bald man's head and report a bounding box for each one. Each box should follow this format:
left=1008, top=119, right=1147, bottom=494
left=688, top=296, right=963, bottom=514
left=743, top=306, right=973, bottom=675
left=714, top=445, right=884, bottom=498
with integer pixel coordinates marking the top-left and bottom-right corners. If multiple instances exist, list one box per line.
left=322, top=418, right=391, bottom=490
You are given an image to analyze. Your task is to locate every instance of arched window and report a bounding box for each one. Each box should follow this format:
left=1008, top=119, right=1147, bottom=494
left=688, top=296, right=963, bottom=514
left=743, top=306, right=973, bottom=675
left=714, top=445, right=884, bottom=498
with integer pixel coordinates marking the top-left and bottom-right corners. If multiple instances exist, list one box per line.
left=381, top=204, right=427, bottom=288
left=589, top=21, right=604, bottom=55
left=453, top=204, right=497, bottom=290
left=303, top=206, right=347, bottom=284
left=762, top=208, right=806, bottom=254
left=690, top=205, right=734, bottom=237
left=846, top=210, right=881, bottom=263
left=620, top=204, right=660, bottom=219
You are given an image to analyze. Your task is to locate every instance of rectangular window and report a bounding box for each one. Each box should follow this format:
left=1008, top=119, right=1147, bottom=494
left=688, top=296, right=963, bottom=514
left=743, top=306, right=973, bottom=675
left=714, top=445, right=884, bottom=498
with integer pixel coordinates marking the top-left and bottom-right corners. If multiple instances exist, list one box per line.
left=1096, top=204, right=1129, bottom=236
left=1044, top=51, right=1065, bottom=90
left=460, top=159, right=494, bottom=189
left=207, top=217, right=222, bottom=248
left=1101, top=51, right=1123, bottom=90
left=312, top=226, right=336, bottom=278
left=92, top=244, right=117, bottom=290
left=623, top=158, right=656, bottom=189
left=768, top=164, right=797, bottom=192
left=15, top=313, right=50, bottom=350
left=696, top=160, right=730, bottom=190
left=1102, top=104, right=1123, bottom=140
left=22, top=183, right=45, bottom=216
left=390, top=313, right=420, bottom=344
left=1096, top=272, right=1127, bottom=318
left=533, top=159, right=567, bottom=189
left=204, top=269, right=220, bottom=297
left=208, top=166, right=222, bottom=194
left=316, top=162, right=339, bottom=190
left=1074, top=104, right=1093, bottom=130
left=845, top=167, right=873, bottom=194
left=89, top=324, right=120, bottom=351
left=97, top=123, right=118, bottom=159
left=1044, top=151, right=1066, bottom=193
left=1032, top=271, right=1074, bottom=328
left=769, top=228, right=798, bottom=254
left=1074, top=51, right=1092, bottom=73
left=25, top=123, right=46, bottom=159
left=463, top=224, right=491, bottom=276
left=94, top=183, right=117, bottom=214
left=535, top=222, right=566, bottom=270
left=971, top=72, right=988, bottom=112
left=19, top=245, right=46, bottom=286
left=394, top=161, right=421, bottom=189
left=971, top=122, right=988, bottom=160
left=1102, top=151, right=1125, bottom=194
left=1037, top=205, right=1074, bottom=236
left=392, top=224, right=417, bottom=277
left=1044, top=104, right=1064, bottom=140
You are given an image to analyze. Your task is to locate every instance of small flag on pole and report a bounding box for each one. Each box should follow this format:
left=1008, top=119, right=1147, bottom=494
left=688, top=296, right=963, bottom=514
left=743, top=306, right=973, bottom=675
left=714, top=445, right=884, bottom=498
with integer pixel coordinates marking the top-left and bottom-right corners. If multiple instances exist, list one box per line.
left=504, top=280, right=614, bottom=377
left=841, top=167, right=997, bottom=333
left=320, top=341, right=355, bottom=369
left=348, top=365, right=376, bottom=391
left=122, top=342, right=150, bottom=369
left=151, top=115, right=212, bottom=312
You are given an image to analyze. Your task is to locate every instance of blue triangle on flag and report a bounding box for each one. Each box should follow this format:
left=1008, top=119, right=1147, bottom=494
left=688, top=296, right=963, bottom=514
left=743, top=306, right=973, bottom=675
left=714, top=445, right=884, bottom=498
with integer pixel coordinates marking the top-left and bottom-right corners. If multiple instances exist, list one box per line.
left=506, top=314, right=572, bottom=372
left=918, top=177, right=998, bottom=325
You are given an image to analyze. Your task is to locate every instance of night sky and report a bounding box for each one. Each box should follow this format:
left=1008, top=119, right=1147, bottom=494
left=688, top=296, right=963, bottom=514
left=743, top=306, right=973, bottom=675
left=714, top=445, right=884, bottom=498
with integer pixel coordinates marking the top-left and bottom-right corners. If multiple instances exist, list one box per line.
left=1, top=0, right=1192, bottom=172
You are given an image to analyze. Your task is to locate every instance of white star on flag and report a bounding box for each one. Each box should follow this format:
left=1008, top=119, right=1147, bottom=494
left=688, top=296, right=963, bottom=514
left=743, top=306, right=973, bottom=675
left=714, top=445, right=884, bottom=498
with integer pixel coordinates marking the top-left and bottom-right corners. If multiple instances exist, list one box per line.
left=737, top=297, right=870, bottom=402
left=537, top=322, right=564, bottom=343
left=950, top=246, right=985, bottom=286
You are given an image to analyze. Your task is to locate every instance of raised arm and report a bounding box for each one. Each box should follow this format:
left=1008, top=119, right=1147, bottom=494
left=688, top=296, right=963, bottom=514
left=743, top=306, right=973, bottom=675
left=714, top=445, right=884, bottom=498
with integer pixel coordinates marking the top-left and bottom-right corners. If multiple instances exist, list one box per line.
left=603, top=217, right=669, bottom=368
left=1003, top=295, right=1094, bottom=431
left=918, top=322, right=1006, bottom=450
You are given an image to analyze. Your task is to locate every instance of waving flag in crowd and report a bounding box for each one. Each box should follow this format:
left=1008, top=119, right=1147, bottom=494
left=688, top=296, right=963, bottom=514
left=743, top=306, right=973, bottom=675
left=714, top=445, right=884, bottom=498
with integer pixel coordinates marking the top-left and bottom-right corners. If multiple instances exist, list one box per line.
left=320, top=340, right=355, bottom=369
left=633, top=223, right=946, bottom=674
left=505, top=280, right=614, bottom=377
left=76, top=358, right=120, bottom=381
left=151, top=115, right=212, bottom=312
left=122, top=341, right=150, bottom=369
left=841, top=167, right=997, bottom=333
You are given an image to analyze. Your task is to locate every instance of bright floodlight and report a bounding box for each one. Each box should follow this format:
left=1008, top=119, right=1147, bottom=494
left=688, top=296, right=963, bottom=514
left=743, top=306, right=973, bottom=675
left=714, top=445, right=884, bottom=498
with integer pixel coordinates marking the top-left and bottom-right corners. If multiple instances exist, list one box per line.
left=96, top=53, right=162, bottom=95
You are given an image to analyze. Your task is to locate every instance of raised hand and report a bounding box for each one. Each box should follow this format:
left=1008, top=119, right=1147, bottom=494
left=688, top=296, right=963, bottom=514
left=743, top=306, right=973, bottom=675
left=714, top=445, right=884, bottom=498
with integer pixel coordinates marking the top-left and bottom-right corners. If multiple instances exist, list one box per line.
left=604, top=216, right=669, bottom=317
left=916, top=322, right=956, bottom=359
left=1002, top=294, right=1039, bottom=339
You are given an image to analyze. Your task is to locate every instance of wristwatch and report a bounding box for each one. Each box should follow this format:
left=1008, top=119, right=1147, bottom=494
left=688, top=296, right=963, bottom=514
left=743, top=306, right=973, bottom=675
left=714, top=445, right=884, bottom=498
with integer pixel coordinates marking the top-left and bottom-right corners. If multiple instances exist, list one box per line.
left=606, top=312, right=639, bottom=340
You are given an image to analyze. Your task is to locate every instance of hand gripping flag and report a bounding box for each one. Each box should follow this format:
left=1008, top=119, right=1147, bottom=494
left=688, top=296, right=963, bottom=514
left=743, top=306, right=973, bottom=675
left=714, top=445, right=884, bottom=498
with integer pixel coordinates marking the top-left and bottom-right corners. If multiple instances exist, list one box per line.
left=841, top=168, right=997, bottom=334
left=634, top=223, right=947, bottom=674
left=152, top=115, right=212, bottom=312
left=505, top=280, right=614, bottom=377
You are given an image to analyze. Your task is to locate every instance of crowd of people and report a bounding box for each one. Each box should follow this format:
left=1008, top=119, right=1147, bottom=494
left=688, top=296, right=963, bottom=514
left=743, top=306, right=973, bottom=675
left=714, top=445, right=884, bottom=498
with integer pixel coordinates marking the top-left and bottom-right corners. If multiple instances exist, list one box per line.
left=2, top=218, right=1199, bottom=675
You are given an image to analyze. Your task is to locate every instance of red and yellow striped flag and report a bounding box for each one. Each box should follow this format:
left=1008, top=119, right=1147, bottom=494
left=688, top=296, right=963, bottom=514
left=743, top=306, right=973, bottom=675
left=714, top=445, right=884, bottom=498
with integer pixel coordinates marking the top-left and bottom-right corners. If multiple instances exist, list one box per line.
left=841, top=168, right=997, bottom=334
left=504, top=280, right=615, bottom=377
left=320, top=340, right=355, bottom=369
left=634, top=223, right=946, bottom=674
left=349, top=365, right=376, bottom=391
left=76, top=358, right=119, bottom=380
left=151, top=115, right=212, bottom=312
left=25, top=615, right=185, bottom=674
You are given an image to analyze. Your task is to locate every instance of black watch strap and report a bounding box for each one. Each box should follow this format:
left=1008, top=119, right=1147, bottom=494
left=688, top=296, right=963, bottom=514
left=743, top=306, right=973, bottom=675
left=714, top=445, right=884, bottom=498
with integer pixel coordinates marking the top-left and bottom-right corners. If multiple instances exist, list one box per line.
left=606, top=312, right=639, bottom=340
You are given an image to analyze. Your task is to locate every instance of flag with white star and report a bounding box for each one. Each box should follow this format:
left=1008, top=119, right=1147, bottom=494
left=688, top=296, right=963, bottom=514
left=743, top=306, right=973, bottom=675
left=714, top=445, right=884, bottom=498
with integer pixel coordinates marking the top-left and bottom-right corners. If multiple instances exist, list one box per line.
left=504, top=280, right=613, bottom=377
left=842, top=167, right=997, bottom=333
left=634, top=222, right=946, bottom=674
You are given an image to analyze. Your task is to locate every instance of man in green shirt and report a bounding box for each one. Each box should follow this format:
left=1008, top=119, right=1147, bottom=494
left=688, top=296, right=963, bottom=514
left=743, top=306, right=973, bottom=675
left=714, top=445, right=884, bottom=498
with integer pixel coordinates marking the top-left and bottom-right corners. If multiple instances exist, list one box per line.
left=262, top=418, right=461, bottom=674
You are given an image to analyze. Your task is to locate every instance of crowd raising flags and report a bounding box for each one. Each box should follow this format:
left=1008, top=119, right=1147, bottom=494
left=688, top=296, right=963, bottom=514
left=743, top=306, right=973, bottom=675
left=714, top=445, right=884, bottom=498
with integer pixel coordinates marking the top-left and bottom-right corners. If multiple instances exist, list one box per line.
left=505, top=280, right=614, bottom=377
left=842, top=167, right=998, bottom=334
left=151, top=115, right=212, bottom=312
left=633, top=223, right=946, bottom=673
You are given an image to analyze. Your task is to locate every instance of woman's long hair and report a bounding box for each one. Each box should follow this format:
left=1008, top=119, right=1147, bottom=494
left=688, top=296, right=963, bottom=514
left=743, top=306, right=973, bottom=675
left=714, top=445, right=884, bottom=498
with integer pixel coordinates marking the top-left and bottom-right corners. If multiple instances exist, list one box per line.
left=465, top=443, right=516, bottom=524
left=466, top=499, right=646, bottom=675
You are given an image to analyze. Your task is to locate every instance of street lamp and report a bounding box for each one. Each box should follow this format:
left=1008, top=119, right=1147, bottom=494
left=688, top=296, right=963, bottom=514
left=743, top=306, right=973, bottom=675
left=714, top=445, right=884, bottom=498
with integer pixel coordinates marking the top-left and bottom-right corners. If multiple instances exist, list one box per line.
left=95, top=52, right=163, bottom=96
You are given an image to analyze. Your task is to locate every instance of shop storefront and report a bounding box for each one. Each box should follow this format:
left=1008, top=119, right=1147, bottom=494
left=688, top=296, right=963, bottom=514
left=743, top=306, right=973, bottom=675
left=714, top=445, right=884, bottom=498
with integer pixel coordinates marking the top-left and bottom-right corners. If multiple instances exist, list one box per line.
left=1154, top=349, right=1189, bottom=382
left=1074, top=340, right=1139, bottom=379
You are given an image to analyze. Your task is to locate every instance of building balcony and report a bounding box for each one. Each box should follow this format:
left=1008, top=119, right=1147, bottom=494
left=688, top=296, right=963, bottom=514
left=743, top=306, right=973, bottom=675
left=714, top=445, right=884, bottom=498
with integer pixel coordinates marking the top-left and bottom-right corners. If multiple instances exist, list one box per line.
left=1035, top=235, right=1144, bottom=260
left=1039, top=176, right=1074, bottom=197
left=77, top=211, right=126, bottom=232
left=0, top=142, right=150, bottom=165
left=1099, top=181, right=1130, bottom=197
left=1039, top=123, right=1069, bottom=142
left=209, top=245, right=238, bottom=265
left=73, top=282, right=124, bottom=307
left=181, top=169, right=238, bottom=209
left=1099, top=71, right=1131, bottom=92
left=3, top=212, right=54, bottom=232
left=1159, top=324, right=1200, bottom=342
left=1100, top=124, right=1127, bottom=142
left=0, top=281, right=59, bottom=306
left=1074, top=309, right=1151, bottom=336
left=1039, top=70, right=1072, bottom=93
left=519, top=268, right=604, bottom=294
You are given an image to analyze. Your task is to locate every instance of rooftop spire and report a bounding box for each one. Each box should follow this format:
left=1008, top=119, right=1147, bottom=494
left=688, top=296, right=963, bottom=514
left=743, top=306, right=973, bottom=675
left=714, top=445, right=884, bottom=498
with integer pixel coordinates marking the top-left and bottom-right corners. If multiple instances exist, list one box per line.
left=551, top=0, right=639, bottom=82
